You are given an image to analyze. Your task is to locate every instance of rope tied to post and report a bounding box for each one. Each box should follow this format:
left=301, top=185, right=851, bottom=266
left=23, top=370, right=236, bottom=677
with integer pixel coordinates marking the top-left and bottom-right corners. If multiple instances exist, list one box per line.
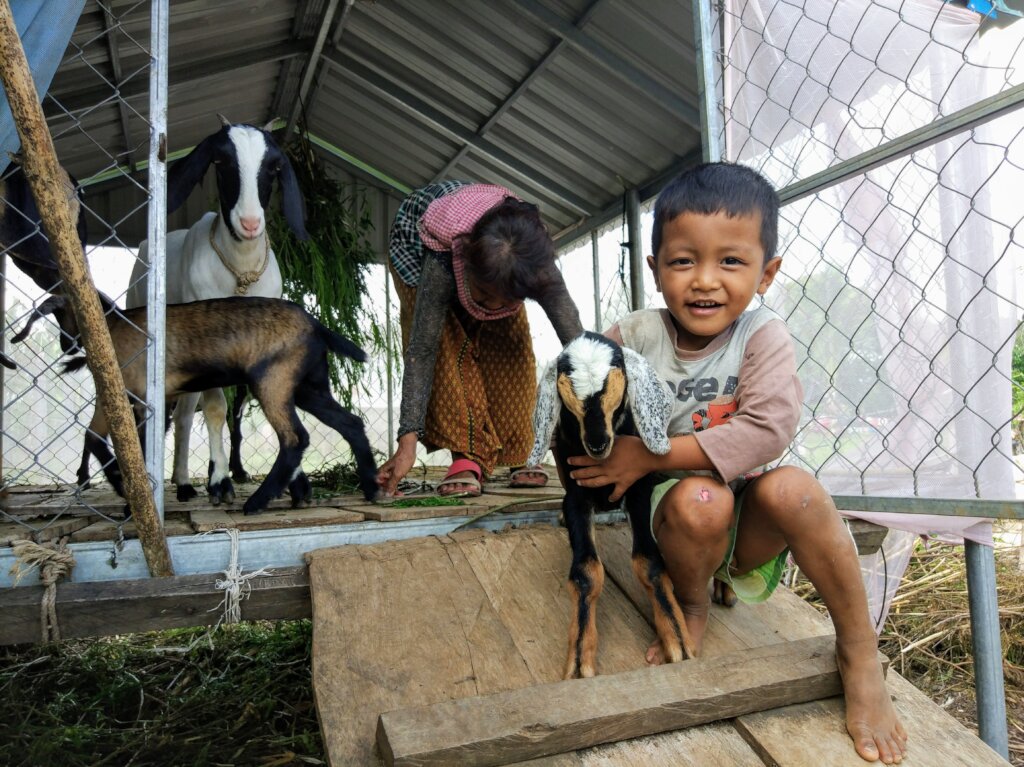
left=206, top=527, right=270, bottom=626
left=9, top=536, right=75, bottom=641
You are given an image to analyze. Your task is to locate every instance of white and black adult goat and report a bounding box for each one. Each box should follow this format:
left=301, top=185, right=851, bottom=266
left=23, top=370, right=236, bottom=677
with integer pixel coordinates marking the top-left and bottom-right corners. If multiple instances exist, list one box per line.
left=16, top=296, right=378, bottom=514
left=125, top=115, right=308, bottom=505
left=529, top=331, right=697, bottom=679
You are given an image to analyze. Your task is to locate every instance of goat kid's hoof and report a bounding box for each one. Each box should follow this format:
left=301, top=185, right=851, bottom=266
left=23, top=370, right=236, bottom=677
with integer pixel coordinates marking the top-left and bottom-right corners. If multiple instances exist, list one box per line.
left=207, top=477, right=235, bottom=505
left=231, top=469, right=251, bottom=484
left=241, top=498, right=266, bottom=516
left=176, top=484, right=198, bottom=502
left=288, top=473, right=312, bottom=508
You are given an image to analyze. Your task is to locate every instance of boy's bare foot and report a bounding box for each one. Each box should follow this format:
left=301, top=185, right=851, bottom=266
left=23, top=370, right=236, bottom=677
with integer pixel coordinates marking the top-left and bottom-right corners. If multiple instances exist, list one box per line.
left=837, top=636, right=908, bottom=764
left=646, top=600, right=709, bottom=664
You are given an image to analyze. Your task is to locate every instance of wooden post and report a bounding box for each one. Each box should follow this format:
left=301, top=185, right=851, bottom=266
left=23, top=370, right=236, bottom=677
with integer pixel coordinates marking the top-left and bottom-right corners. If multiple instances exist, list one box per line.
left=0, top=0, right=174, bottom=577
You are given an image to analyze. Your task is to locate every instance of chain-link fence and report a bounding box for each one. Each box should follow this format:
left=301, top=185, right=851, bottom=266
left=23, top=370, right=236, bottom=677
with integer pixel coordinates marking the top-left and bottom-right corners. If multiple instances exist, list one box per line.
left=3, top=0, right=1021, bottom=551
left=1, top=0, right=157, bottom=542
left=705, top=0, right=1024, bottom=501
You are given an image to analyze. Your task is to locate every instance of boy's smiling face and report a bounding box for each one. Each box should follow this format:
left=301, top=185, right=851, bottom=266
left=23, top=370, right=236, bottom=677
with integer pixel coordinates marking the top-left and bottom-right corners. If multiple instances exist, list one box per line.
left=649, top=209, right=781, bottom=351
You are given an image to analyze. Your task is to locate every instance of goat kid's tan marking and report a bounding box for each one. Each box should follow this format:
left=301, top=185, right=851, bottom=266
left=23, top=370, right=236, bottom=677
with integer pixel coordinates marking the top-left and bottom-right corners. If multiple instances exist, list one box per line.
left=556, top=372, right=584, bottom=420
left=565, top=558, right=605, bottom=680
left=631, top=555, right=695, bottom=662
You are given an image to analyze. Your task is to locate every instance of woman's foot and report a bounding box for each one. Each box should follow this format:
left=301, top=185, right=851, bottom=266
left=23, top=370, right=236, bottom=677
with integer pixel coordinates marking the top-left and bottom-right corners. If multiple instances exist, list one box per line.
left=837, top=636, right=908, bottom=764
left=509, top=465, right=550, bottom=488
left=646, top=599, right=709, bottom=664
left=437, top=457, right=483, bottom=498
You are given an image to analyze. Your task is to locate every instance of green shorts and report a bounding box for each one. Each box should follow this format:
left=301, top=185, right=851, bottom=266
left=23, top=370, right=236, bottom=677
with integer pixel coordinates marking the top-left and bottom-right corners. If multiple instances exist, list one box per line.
left=649, top=476, right=788, bottom=605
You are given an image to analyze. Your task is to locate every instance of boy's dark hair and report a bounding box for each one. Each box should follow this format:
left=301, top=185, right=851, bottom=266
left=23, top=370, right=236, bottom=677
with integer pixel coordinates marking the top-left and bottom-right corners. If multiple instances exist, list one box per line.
left=462, top=196, right=559, bottom=300
left=652, top=162, right=779, bottom=263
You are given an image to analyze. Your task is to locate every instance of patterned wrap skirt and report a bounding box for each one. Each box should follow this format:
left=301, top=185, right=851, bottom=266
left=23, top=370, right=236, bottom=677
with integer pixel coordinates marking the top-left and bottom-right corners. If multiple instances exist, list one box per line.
left=392, top=270, right=537, bottom=477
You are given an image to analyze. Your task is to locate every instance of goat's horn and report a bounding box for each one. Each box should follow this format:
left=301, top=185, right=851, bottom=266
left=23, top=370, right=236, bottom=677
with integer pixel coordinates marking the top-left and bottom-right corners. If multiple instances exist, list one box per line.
left=262, top=118, right=279, bottom=132
left=217, top=113, right=231, bottom=127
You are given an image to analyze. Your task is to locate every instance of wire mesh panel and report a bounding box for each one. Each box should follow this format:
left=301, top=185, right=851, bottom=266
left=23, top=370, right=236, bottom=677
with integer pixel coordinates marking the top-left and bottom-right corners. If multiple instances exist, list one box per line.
left=1, top=0, right=156, bottom=543
left=712, top=0, right=1024, bottom=500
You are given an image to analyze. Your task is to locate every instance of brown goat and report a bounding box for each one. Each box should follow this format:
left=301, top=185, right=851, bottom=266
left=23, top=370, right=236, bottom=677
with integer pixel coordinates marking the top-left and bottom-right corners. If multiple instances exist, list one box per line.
left=17, top=296, right=379, bottom=513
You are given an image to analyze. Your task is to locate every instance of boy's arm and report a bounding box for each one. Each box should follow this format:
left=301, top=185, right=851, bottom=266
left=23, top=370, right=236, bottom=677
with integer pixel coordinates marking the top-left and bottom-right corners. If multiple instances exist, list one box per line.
left=567, top=433, right=714, bottom=502
left=693, top=320, right=803, bottom=482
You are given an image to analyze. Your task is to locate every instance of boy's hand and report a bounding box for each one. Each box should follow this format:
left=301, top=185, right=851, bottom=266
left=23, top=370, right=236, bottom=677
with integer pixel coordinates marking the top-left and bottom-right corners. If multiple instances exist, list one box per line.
left=567, top=435, right=652, bottom=503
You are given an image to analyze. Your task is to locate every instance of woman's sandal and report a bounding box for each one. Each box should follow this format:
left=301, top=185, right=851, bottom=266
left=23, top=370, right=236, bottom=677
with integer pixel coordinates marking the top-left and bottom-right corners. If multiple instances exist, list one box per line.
left=437, top=458, right=483, bottom=498
left=509, top=465, right=550, bottom=488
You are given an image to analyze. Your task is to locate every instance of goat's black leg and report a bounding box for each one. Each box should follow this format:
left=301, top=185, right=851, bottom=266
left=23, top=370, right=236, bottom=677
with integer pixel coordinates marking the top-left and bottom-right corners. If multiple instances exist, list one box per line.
left=228, top=384, right=251, bottom=483
left=624, top=477, right=696, bottom=661
left=288, top=470, right=312, bottom=508
left=243, top=406, right=309, bottom=515
left=563, top=489, right=604, bottom=679
left=295, top=390, right=379, bottom=501
left=76, top=444, right=92, bottom=489
left=85, top=431, right=124, bottom=501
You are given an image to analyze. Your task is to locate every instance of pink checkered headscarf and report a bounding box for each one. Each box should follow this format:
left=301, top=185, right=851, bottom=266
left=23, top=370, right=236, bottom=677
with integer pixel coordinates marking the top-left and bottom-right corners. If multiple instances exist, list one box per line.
left=418, top=184, right=525, bottom=321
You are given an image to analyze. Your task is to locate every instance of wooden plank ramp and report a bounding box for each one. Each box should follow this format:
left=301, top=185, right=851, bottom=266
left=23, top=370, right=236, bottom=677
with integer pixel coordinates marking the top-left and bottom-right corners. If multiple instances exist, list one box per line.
left=296, top=525, right=1010, bottom=765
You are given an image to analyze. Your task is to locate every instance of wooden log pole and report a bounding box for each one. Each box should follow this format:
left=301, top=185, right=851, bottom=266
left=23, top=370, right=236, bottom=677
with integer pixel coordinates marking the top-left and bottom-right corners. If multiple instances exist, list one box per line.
left=0, top=0, right=173, bottom=577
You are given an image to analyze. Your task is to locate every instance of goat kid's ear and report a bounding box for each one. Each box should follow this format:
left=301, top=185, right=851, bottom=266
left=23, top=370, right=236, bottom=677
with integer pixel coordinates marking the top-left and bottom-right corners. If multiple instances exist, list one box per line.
left=277, top=153, right=309, bottom=241
left=527, top=360, right=560, bottom=467
left=622, top=347, right=672, bottom=456
left=167, top=134, right=217, bottom=214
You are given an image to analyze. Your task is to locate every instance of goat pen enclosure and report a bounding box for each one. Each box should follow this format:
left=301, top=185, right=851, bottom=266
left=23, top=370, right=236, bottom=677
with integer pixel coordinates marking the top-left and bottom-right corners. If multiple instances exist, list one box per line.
left=0, top=0, right=1022, bottom=757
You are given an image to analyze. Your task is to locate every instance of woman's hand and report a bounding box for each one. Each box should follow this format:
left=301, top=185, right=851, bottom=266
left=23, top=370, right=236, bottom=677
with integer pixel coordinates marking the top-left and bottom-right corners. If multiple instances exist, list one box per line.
left=377, top=433, right=419, bottom=497
left=566, top=435, right=654, bottom=503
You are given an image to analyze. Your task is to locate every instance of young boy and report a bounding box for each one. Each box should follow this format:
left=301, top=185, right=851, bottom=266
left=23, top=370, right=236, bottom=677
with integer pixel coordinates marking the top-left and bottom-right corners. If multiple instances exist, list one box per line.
left=567, top=163, right=908, bottom=764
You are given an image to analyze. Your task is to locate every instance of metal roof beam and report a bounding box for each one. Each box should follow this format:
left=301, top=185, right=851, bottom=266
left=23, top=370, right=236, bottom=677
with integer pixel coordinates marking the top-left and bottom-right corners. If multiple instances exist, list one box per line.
left=433, top=0, right=611, bottom=182
left=513, top=0, right=700, bottom=129
left=552, top=149, right=702, bottom=249
left=100, top=4, right=137, bottom=171
left=320, top=47, right=593, bottom=216
left=283, top=0, right=355, bottom=139
left=49, top=40, right=310, bottom=116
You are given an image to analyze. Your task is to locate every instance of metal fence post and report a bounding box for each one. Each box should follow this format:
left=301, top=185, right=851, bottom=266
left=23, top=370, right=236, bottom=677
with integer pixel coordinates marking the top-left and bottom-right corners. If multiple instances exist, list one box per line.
left=965, top=539, right=1009, bottom=759
left=692, top=0, right=722, bottom=162
left=625, top=187, right=643, bottom=311
left=145, top=0, right=169, bottom=524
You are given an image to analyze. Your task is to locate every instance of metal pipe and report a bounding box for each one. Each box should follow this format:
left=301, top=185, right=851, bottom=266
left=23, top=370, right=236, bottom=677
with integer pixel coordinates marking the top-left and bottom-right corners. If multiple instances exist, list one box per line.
left=625, top=187, right=643, bottom=310
left=145, top=0, right=169, bottom=525
left=779, top=82, right=1024, bottom=205
left=832, top=495, right=1024, bottom=519
left=284, top=0, right=346, bottom=141
left=965, top=540, right=1009, bottom=759
left=591, top=230, right=601, bottom=331
left=692, top=0, right=723, bottom=162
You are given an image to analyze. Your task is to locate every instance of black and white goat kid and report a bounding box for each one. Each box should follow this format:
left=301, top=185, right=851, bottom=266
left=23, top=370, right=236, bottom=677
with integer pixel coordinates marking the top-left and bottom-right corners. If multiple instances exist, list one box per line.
left=17, top=296, right=378, bottom=515
left=530, top=331, right=697, bottom=679
left=126, top=115, right=308, bottom=505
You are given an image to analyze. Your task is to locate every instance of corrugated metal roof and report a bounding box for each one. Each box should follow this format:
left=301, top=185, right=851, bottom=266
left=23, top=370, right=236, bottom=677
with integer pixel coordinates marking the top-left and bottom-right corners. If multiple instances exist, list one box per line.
left=45, top=0, right=703, bottom=250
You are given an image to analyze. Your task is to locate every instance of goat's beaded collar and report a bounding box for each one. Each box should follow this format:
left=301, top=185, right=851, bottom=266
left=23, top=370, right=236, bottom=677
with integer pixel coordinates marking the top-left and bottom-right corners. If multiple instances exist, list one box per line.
left=209, top=213, right=270, bottom=295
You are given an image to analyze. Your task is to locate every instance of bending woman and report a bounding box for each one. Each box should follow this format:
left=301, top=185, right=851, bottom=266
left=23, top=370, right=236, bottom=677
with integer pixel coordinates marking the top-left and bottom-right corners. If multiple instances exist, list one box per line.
left=377, top=181, right=583, bottom=497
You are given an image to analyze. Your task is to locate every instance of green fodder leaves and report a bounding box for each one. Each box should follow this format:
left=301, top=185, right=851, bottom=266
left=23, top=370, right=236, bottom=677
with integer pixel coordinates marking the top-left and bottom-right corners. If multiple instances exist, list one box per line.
left=268, top=127, right=392, bottom=408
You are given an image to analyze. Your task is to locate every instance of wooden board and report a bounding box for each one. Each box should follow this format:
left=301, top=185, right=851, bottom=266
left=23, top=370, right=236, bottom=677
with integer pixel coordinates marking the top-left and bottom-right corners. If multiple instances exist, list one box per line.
left=309, top=527, right=753, bottom=766
left=734, top=673, right=1008, bottom=766
left=189, top=505, right=363, bottom=532
left=504, top=724, right=764, bottom=767
left=354, top=499, right=491, bottom=522
left=70, top=513, right=194, bottom=542
left=0, top=565, right=310, bottom=644
left=376, top=634, right=868, bottom=767
left=0, top=513, right=96, bottom=544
